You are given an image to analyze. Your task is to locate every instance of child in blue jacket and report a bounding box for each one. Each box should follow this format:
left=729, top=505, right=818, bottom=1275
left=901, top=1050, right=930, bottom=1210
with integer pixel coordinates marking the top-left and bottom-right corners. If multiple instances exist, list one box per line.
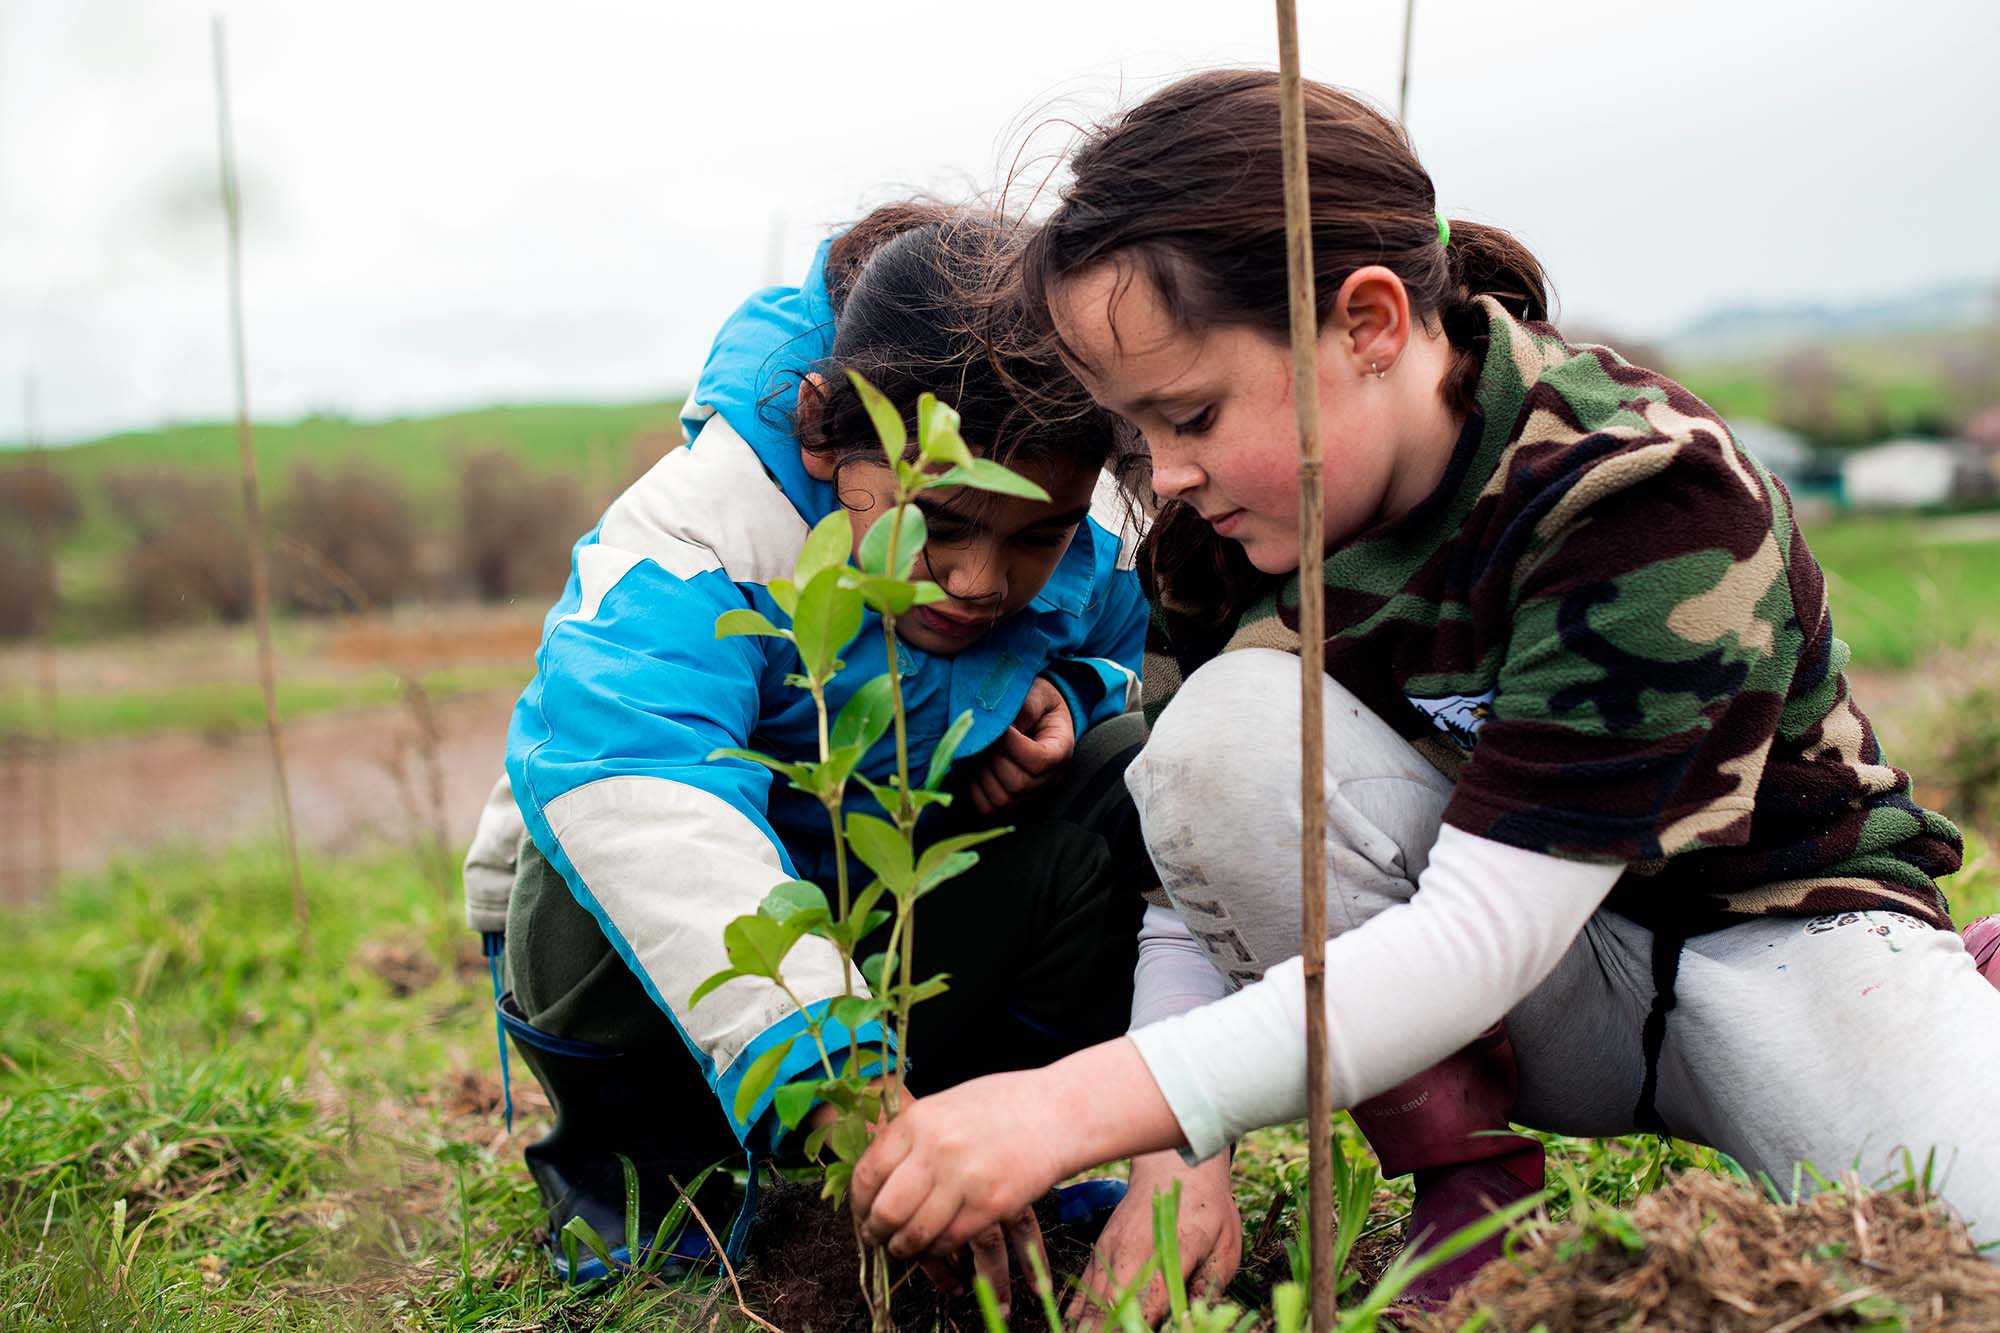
left=462, top=205, right=1152, bottom=1283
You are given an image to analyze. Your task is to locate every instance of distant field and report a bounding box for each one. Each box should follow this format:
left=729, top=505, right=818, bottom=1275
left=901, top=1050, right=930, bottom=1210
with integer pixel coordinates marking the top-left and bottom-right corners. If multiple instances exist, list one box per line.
left=1805, top=511, right=2000, bottom=669
left=29, top=400, right=685, bottom=558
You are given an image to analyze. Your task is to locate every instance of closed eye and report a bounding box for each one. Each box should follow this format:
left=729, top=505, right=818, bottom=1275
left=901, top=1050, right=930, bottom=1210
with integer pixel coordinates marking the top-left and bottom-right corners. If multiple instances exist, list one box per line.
left=1171, top=405, right=1216, bottom=437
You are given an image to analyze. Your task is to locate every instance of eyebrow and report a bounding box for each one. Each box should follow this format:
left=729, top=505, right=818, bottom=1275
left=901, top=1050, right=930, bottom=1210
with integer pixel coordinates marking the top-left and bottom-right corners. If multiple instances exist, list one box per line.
left=914, top=495, right=1092, bottom=535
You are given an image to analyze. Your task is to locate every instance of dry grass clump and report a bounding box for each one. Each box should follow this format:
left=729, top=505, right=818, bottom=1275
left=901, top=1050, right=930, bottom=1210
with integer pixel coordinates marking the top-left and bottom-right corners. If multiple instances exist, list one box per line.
left=1423, top=1169, right=2000, bottom=1332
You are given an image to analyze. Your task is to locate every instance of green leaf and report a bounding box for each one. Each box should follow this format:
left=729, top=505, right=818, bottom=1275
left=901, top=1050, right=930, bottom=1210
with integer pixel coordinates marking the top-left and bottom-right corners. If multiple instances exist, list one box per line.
left=641, top=1161, right=718, bottom=1275
left=688, top=967, right=741, bottom=1009
left=562, top=1214, right=617, bottom=1275
left=767, top=578, right=799, bottom=616
left=803, top=1123, right=832, bottom=1162
left=845, top=813, right=914, bottom=890
left=818, top=743, right=867, bottom=801
left=772, top=1078, right=822, bottom=1132
left=895, top=973, right=949, bottom=1005
left=912, top=850, right=979, bottom=898
left=759, top=879, right=829, bottom=925
left=714, top=608, right=791, bottom=641
left=796, top=509, right=853, bottom=585
left=916, top=826, right=1011, bottom=881
left=923, top=711, right=976, bottom=791
left=830, top=1112, right=870, bottom=1163
left=708, top=748, right=815, bottom=789
left=830, top=675, right=896, bottom=755
left=847, top=371, right=907, bottom=465
left=846, top=573, right=927, bottom=616
left=619, top=1153, right=643, bottom=1275
left=857, top=504, right=926, bottom=580
left=722, top=914, right=808, bottom=979
left=731, top=1036, right=796, bottom=1125
left=972, top=1276, right=1009, bottom=1333
left=828, top=994, right=889, bottom=1029
left=791, top=566, right=864, bottom=682
left=821, top=1159, right=853, bottom=1206
left=1153, top=1180, right=1188, bottom=1324
left=929, top=457, right=1052, bottom=501
left=861, top=950, right=894, bottom=993
left=917, top=393, right=975, bottom=469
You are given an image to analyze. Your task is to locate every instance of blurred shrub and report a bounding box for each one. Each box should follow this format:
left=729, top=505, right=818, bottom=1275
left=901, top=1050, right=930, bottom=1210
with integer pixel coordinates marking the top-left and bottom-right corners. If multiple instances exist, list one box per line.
left=273, top=461, right=422, bottom=613
left=0, top=462, right=80, bottom=638
left=105, top=467, right=252, bottom=625
left=454, top=450, right=589, bottom=602
left=1910, top=635, right=2000, bottom=831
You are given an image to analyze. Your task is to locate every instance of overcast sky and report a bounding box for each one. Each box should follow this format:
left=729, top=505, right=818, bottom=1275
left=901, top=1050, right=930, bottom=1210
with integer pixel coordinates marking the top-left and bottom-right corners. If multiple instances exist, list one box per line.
left=4, top=0, right=1996, bottom=442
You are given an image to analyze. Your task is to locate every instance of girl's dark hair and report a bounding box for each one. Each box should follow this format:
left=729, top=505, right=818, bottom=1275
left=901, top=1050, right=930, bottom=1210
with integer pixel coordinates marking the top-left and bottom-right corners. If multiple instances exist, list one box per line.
left=1019, top=70, right=1553, bottom=629
left=798, top=203, right=1122, bottom=489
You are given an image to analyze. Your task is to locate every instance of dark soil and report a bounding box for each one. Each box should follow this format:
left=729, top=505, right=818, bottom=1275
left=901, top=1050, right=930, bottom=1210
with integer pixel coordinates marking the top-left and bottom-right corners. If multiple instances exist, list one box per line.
left=1416, top=1170, right=2000, bottom=1331
left=735, top=1174, right=1333, bottom=1332
left=737, top=1179, right=1098, bottom=1333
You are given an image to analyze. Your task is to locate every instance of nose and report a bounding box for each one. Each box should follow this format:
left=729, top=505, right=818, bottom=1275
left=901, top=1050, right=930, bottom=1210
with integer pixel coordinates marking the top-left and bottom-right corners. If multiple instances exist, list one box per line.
left=1147, top=434, right=1205, bottom=501
left=938, top=550, right=1006, bottom=606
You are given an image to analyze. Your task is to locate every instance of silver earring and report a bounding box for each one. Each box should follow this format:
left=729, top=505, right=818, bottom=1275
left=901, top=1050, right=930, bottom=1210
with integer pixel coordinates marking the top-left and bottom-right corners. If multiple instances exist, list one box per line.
left=1371, top=360, right=1386, bottom=380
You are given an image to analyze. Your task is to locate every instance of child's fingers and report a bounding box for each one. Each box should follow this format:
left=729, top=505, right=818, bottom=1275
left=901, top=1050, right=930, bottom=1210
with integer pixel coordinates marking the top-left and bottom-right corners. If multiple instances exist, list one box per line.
left=983, top=750, right=1035, bottom=792
left=850, top=1125, right=913, bottom=1229
left=965, top=1224, right=1013, bottom=1313
left=1003, top=1205, right=1045, bottom=1300
left=886, top=1186, right=964, bottom=1260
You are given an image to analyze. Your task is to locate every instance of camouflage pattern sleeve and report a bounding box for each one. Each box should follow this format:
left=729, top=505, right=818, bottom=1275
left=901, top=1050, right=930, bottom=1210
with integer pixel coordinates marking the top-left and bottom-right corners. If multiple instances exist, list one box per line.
left=1443, top=428, right=1794, bottom=864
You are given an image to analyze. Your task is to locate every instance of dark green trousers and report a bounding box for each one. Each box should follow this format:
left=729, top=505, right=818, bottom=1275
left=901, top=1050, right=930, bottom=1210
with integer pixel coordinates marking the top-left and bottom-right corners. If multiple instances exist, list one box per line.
left=505, top=713, right=1155, bottom=1179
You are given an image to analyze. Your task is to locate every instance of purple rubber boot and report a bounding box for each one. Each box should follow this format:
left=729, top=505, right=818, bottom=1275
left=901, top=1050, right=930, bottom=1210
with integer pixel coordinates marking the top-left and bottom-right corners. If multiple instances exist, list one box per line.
left=1966, top=916, right=2000, bottom=990
left=1351, top=1026, right=1542, bottom=1311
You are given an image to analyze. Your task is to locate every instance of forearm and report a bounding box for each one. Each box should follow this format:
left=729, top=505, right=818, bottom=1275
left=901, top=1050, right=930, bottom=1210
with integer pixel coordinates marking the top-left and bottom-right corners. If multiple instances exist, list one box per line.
left=1128, top=825, right=1622, bottom=1161
left=1027, top=1038, right=1189, bottom=1178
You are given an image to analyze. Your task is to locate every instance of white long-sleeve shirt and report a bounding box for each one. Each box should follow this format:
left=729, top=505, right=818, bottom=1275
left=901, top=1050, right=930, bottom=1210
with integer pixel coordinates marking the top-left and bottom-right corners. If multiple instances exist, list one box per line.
left=1127, top=824, right=1621, bottom=1162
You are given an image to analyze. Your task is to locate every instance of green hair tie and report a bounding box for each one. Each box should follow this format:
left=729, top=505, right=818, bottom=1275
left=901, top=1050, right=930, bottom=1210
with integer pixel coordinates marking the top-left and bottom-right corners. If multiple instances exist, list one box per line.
left=1435, top=208, right=1451, bottom=248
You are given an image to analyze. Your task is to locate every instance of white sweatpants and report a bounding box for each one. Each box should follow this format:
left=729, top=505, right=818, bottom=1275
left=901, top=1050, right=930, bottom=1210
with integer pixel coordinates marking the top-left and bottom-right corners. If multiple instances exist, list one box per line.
left=1128, top=649, right=2000, bottom=1244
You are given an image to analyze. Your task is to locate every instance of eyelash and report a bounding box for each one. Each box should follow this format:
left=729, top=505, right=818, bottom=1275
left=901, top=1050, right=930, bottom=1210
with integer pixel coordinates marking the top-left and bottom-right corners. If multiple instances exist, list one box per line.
left=1171, top=405, right=1216, bottom=437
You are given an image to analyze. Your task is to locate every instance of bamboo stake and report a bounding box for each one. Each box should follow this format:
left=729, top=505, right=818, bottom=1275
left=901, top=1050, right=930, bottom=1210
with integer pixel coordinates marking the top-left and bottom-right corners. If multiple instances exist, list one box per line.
left=212, top=15, right=311, bottom=954
left=1398, top=0, right=1417, bottom=124
left=1273, top=3, right=1334, bottom=1328
left=22, top=375, right=59, bottom=896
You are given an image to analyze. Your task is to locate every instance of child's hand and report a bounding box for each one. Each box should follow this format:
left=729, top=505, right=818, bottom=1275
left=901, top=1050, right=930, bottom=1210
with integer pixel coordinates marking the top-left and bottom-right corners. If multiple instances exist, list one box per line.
left=1068, top=1150, right=1241, bottom=1324
left=851, top=1068, right=1070, bottom=1263
left=851, top=1039, right=1184, bottom=1271
left=970, top=676, right=1075, bottom=814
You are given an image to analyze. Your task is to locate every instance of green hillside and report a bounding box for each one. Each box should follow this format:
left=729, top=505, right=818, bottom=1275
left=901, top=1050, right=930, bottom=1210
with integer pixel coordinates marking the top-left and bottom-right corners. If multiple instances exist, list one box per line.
left=23, top=400, right=685, bottom=558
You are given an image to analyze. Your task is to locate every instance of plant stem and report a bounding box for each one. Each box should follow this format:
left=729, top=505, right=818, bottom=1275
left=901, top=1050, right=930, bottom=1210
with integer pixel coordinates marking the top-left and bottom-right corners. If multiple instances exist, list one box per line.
left=811, top=678, right=860, bottom=1076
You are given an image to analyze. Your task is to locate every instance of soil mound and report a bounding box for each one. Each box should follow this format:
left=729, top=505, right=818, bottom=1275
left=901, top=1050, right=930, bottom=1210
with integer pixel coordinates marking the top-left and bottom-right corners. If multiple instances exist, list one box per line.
left=737, top=1180, right=1102, bottom=1333
left=1418, top=1170, right=2000, bottom=1331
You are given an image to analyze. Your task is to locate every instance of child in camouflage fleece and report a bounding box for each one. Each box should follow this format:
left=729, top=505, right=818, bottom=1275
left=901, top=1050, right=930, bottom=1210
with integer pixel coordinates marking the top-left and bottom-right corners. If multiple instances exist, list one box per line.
left=848, top=70, right=2000, bottom=1313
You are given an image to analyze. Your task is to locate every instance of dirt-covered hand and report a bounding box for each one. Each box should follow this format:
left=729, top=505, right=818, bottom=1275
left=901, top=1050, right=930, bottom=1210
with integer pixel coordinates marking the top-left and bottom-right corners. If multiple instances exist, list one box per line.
left=909, top=1208, right=1047, bottom=1320
left=849, top=1069, right=1069, bottom=1265
left=1067, top=1149, right=1242, bottom=1324
left=970, top=676, right=1075, bottom=814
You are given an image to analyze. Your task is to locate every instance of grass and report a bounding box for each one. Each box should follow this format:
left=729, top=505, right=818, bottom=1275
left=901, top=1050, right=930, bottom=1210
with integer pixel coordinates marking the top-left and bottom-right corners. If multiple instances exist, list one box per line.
left=2, top=832, right=1993, bottom=1330
left=1805, top=512, right=2000, bottom=669
left=0, top=664, right=530, bottom=744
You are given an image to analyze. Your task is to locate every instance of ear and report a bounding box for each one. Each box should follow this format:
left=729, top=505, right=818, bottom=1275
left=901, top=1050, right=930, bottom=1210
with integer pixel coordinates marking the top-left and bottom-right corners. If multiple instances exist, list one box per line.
left=796, top=373, right=839, bottom=482
left=1329, top=265, right=1413, bottom=377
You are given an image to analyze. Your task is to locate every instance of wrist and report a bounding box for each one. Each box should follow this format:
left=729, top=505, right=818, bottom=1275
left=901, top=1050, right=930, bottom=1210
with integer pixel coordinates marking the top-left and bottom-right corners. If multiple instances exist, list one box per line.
left=1027, top=1038, right=1186, bottom=1180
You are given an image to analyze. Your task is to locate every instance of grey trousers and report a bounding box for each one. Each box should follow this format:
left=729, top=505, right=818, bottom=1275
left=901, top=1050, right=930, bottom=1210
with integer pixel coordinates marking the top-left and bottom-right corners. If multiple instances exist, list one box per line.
left=1139, top=649, right=2000, bottom=1244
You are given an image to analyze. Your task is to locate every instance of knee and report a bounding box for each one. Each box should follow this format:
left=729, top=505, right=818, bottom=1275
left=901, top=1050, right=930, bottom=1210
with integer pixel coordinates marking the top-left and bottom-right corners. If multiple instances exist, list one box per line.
left=1129, top=650, right=1307, bottom=826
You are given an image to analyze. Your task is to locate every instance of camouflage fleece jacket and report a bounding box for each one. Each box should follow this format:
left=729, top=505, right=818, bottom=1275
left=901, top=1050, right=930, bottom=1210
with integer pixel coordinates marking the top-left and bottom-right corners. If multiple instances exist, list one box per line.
left=1141, top=297, right=1961, bottom=934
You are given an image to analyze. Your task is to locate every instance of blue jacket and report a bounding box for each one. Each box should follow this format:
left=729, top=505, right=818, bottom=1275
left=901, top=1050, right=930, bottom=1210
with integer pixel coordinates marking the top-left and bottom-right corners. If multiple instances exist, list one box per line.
left=501, top=240, right=1147, bottom=1145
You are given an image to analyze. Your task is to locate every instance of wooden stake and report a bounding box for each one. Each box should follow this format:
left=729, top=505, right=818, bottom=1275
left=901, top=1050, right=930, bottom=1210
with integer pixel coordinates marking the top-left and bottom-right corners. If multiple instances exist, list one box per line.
left=1399, top=0, right=1417, bottom=124
left=213, top=15, right=311, bottom=954
left=24, top=375, right=59, bottom=896
left=1273, top=3, right=1333, bottom=1327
